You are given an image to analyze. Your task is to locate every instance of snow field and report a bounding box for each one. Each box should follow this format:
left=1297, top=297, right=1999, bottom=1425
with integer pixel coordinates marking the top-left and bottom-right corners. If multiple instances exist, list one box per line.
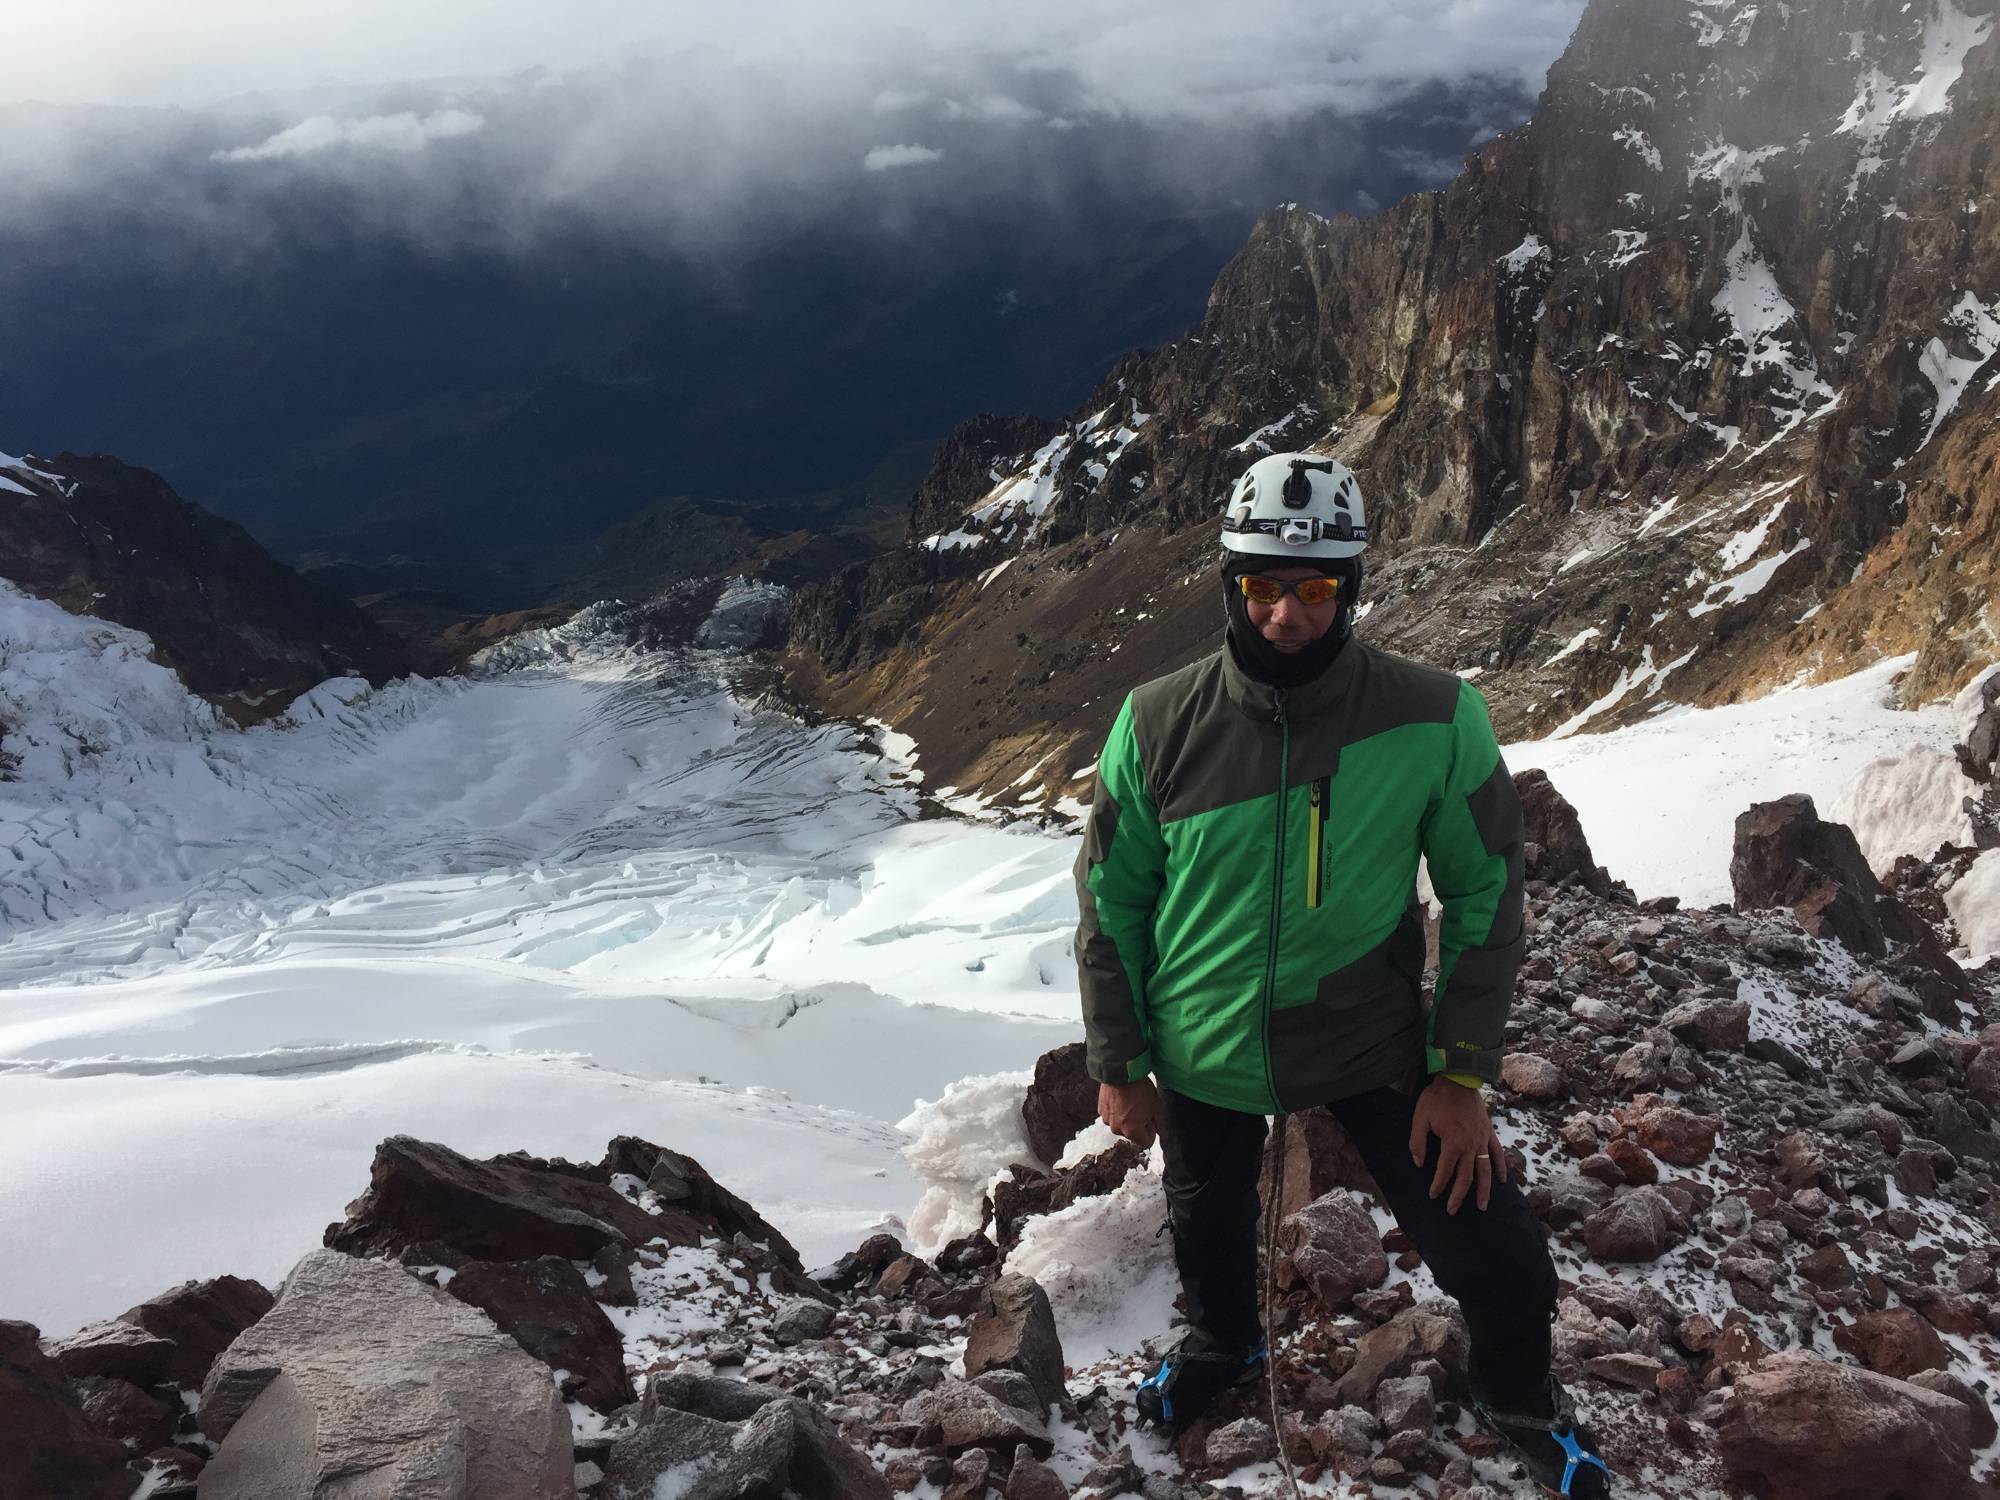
left=0, top=594, right=1084, bottom=1331
left=0, top=1051, right=915, bottom=1337
left=1507, top=655, right=1973, bottom=908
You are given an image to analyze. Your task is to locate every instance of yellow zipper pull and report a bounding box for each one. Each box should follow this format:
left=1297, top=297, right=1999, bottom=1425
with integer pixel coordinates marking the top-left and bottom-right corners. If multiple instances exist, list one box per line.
left=1306, top=780, right=1323, bottom=909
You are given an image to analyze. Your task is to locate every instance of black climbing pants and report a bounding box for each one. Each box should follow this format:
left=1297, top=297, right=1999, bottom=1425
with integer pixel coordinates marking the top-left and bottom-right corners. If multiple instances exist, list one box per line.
left=1158, top=1083, right=1559, bottom=1408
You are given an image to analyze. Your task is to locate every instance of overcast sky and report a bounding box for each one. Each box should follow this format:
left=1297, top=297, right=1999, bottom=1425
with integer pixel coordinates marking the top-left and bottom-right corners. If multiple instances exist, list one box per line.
left=8, top=0, right=1590, bottom=118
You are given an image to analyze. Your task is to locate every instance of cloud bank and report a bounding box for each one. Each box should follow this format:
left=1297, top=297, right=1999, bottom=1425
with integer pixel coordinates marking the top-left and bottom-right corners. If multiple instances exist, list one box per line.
left=6, top=1, right=1588, bottom=119
left=213, top=108, right=484, bottom=162
left=863, top=142, right=945, bottom=171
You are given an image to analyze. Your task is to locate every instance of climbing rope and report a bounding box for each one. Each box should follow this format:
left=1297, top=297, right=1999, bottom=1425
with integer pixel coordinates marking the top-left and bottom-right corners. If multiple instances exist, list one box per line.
left=1261, top=1110, right=1305, bottom=1500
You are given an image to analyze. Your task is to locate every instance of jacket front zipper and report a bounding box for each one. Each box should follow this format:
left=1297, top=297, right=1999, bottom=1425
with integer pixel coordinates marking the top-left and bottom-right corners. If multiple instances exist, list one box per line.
left=1306, top=775, right=1328, bottom=909
left=1261, top=690, right=1289, bottom=1111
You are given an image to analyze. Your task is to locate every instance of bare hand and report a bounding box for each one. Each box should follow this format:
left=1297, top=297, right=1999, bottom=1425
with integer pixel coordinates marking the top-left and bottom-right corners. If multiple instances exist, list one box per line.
left=1408, top=1076, right=1508, bottom=1214
left=1098, top=1078, right=1164, bottom=1151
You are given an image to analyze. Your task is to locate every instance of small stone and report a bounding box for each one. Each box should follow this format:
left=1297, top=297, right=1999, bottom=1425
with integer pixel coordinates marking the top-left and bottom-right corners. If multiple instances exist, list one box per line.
left=1908, top=1370, right=1999, bottom=1448
left=773, top=1298, right=837, bottom=1346
left=1499, top=1053, right=1565, bottom=1100
left=942, top=1448, right=992, bottom=1500
left=901, top=1380, right=1053, bottom=1460
left=1376, top=1374, right=1435, bottom=1434
left=1800, top=1244, right=1854, bottom=1289
left=1624, top=1094, right=1720, bottom=1165
left=1677, top=1313, right=1720, bottom=1352
left=1369, top=1455, right=1413, bottom=1487
left=1893, top=1149, right=1938, bottom=1198
left=1570, top=997, right=1626, bottom=1032
left=875, top=1255, right=931, bottom=1298
left=1560, top=1113, right=1604, bottom=1156
left=1584, top=1188, right=1676, bottom=1262
left=962, top=1274, right=1067, bottom=1414
left=1205, top=1416, right=1278, bottom=1470
left=1661, top=996, right=1750, bottom=1051
left=1585, top=1353, right=1667, bottom=1392
left=1605, top=1137, right=1658, bottom=1185
left=1611, top=1029, right=1674, bottom=1093
left=970, top=1369, right=1043, bottom=1418
left=1578, top=1153, right=1626, bottom=1187
left=1277, top=1190, right=1390, bottom=1314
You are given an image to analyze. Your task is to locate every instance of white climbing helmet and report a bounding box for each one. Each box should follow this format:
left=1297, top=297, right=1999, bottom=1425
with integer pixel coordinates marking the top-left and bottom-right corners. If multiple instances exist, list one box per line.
left=1219, top=452, right=1369, bottom=561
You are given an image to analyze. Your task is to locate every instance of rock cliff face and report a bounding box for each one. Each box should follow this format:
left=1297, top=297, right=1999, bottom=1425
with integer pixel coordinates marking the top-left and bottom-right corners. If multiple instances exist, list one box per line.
left=1, top=450, right=413, bottom=721
left=789, top=0, right=2000, bottom=801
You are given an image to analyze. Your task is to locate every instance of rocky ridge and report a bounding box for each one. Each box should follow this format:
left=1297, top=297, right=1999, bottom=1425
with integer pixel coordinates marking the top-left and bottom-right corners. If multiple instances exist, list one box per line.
left=787, top=0, right=2000, bottom=805
left=0, top=450, right=413, bottom=723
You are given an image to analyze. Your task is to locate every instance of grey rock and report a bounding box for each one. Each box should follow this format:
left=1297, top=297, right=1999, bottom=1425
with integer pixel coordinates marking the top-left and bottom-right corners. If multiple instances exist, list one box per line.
left=197, top=1250, right=571, bottom=1500
left=1376, top=1374, right=1435, bottom=1434
left=642, top=1371, right=787, bottom=1424
left=1611, top=1028, right=1675, bottom=1093
left=1747, top=1036, right=1818, bottom=1080
left=1661, top=996, right=1750, bottom=1052
left=902, top=1378, right=1053, bottom=1459
left=1541, top=1171, right=1617, bottom=1227
left=1003, top=1445, right=1070, bottom=1500
left=1499, top=1052, right=1566, bottom=1100
left=969, top=1368, right=1045, bottom=1418
left=961, top=1273, right=1067, bottom=1413
left=1569, top=997, right=1626, bottom=1032
left=1314, top=1405, right=1383, bottom=1461
left=772, top=1297, right=837, bottom=1346
left=1204, top=1416, right=1277, bottom=1469
left=1335, top=1301, right=1471, bottom=1406
left=603, top=1397, right=890, bottom=1500
left=1583, top=1187, right=1677, bottom=1262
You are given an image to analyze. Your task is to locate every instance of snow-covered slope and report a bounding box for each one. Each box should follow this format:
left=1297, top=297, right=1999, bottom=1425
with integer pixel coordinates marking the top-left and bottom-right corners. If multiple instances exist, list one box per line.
left=1507, top=654, right=1972, bottom=906
left=0, top=589, right=1083, bottom=1332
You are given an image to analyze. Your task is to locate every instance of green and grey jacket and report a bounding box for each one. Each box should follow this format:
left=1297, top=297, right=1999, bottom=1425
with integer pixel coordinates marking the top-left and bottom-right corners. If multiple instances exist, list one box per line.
left=1073, top=638, right=1524, bottom=1115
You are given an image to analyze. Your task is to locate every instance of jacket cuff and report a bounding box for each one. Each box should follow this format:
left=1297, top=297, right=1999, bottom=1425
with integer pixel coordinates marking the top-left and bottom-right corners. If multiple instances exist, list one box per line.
left=1427, top=1043, right=1502, bottom=1086
left=1086, top=1051, right=1153, bottom=1086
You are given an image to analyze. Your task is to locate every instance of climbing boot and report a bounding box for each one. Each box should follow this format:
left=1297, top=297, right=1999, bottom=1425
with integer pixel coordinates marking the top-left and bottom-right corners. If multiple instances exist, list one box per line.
left=1473, top=1378, right=1612, bottom=1498
left=1133, top=1334, right=1267, bottom=1429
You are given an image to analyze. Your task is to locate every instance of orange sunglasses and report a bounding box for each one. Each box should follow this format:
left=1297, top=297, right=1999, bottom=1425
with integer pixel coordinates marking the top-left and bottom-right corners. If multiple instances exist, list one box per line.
left=1237, top=574, right=1342, bottom=606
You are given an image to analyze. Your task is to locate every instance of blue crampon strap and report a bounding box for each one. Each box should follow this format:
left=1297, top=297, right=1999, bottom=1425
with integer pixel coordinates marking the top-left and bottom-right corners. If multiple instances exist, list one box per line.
left=1552, top=1425, right=1612, bottom=1497
left=1138, top=1340, right=1265, bottom=1426
left=1139, top=1357, right=1175, bottom=1422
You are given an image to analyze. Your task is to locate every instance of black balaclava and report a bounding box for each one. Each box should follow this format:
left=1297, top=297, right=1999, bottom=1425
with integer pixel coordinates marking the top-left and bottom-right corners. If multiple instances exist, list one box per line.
left=1220, top=551, right=1364, bottom=689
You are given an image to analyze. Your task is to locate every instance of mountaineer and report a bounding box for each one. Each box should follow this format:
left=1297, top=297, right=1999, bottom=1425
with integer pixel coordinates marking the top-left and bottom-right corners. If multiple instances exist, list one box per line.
left=1073, top=450, right=1612, bottom=1497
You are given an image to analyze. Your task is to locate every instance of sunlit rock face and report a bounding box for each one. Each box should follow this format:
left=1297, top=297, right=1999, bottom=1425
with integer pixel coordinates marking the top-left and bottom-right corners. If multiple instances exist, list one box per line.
left=790, top=0, right=2000, bottom=803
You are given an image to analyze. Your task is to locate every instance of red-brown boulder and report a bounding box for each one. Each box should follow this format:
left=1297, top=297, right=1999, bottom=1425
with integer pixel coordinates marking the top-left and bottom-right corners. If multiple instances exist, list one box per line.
left=118, top=1275, right=274, bottom=1390
left=1020, top=1043, right=1098, bottom=1167
left=1832, top=1308, right=1952, bottom=1380
left=1276, top=1190, right=1390, bottom=1314
left=0, top=1319, right=131, bottom=1500
left=1624, top=1094, right=1719, bottom=1166
left=1717, top=1352, right=1972, bottom=1500
left=446, top=1256, right=636, bottom=1412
